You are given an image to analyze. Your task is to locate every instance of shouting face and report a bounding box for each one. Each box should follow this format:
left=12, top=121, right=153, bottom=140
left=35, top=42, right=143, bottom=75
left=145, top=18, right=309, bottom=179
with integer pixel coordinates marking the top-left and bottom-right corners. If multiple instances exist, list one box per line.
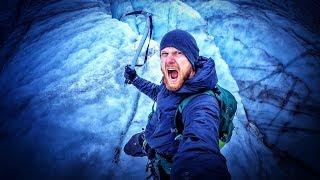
left=160, top=47, right=195, bottom=91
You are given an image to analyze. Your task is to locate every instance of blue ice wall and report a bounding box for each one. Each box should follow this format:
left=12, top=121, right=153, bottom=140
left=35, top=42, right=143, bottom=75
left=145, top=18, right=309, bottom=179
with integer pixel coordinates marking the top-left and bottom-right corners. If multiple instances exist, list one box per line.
left=0, top=0, right=319, bottom=179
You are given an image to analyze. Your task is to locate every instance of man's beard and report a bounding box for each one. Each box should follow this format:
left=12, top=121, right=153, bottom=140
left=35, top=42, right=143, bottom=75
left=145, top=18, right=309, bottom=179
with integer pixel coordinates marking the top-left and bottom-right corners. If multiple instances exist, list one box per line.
left=162, top=67, right=193, bottom=92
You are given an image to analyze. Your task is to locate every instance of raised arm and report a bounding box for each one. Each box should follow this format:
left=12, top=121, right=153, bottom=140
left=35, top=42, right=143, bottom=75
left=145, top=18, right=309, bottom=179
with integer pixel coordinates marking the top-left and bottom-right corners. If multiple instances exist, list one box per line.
left=131, top=76, right=160, bottom=101
left=124, top=65, right=160, bottom=101
left=171, top=94, right=230, bottom=179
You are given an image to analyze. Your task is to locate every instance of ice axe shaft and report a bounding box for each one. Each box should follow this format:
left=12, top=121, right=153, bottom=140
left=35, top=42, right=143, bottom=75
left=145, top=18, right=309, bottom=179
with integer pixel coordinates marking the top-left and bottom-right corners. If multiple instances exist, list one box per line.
left=124, top=11, right=151, bottom=84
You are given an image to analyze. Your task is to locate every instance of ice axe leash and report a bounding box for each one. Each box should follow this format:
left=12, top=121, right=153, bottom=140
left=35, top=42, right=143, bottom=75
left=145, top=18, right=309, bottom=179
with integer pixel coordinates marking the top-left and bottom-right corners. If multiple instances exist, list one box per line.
left=121, top=10, right=153, bottom=84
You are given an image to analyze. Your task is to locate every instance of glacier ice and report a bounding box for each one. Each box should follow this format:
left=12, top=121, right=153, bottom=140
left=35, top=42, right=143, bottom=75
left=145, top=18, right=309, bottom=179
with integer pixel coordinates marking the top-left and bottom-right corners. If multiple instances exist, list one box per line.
left=0, top=0, right=319, bottom=179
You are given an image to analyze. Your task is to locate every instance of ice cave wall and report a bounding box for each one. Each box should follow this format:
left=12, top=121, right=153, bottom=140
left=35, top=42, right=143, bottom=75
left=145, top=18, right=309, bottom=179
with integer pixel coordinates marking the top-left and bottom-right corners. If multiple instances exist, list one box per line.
left=0, top=0, right=319, bottom=179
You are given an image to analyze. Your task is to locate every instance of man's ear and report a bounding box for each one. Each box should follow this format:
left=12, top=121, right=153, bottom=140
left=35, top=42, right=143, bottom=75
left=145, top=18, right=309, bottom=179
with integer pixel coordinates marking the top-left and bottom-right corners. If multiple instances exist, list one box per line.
left=189, top=69, right=195, bottom=79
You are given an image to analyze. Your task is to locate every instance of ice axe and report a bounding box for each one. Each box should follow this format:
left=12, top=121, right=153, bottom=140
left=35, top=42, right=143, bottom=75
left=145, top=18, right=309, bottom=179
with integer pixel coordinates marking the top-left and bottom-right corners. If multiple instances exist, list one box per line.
left=121, top=10, right=153, bottom=84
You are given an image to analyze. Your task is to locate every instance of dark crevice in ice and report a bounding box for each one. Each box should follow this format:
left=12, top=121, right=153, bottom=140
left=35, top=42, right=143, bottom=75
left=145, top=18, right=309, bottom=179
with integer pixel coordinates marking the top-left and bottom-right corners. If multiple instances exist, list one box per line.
left=243, top=107, right=319, bottom=177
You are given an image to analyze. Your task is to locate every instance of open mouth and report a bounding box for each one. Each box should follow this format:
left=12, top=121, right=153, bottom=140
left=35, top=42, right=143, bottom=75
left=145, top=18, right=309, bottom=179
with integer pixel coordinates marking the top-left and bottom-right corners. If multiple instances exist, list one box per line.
left=167, top=68, right=178, bottom=82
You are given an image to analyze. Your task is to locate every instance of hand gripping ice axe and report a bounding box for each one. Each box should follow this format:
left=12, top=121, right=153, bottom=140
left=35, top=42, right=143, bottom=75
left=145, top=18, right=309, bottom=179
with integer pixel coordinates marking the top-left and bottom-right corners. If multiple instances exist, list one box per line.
left=121, top=10, right=153, bottom=84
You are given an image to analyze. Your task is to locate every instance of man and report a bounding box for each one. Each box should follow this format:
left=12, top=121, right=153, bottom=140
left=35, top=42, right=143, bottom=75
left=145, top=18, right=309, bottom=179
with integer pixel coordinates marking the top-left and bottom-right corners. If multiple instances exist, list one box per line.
left=124, top=29, right=230, bottom=179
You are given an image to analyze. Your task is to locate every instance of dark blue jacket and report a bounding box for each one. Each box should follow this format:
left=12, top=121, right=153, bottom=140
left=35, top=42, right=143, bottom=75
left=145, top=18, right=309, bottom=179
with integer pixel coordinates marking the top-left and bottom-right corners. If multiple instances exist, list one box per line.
left=132, top=56, right=230, bottom=179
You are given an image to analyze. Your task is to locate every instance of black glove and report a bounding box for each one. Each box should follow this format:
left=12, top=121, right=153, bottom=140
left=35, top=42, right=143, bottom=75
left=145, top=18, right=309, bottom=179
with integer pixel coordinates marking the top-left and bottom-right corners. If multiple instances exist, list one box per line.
left=124, top=65, right=137, bottom=84
left=124, top=132, right=146, bottom=157
left=123, top=132, right=156, bottom=159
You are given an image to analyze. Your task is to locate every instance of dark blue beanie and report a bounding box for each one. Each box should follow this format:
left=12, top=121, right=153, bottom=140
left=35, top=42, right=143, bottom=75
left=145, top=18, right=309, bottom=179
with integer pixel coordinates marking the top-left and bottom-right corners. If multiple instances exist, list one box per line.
left=160, top=29, right=199, bottom=68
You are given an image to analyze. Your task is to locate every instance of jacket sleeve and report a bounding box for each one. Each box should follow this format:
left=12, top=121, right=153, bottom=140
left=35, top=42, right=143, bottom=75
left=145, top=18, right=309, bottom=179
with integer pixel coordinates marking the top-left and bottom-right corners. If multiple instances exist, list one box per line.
left=171, top=94, right=230, bottom=180
left=131, top=76, right=160, bottom=101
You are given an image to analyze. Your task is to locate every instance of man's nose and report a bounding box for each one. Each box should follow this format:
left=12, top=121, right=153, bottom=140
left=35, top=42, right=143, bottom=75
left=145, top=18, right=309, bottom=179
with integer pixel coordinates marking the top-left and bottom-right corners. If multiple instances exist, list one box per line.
left=166, top=54, right=176, bottom=63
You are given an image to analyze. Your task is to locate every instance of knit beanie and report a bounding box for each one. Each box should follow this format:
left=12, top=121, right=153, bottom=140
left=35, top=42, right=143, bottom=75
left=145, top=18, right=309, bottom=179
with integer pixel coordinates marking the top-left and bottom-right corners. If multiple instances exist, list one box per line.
left=160, top=29, right=199, bottom=68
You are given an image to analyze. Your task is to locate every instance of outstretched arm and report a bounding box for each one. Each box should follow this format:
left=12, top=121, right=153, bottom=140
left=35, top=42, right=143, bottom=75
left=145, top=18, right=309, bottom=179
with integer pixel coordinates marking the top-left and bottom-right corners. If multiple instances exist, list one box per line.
left=124, top=65, right=160, bottom=101
left=171, top=94, right=230, bottom=179
left=131, top=76, right=160, bottom=101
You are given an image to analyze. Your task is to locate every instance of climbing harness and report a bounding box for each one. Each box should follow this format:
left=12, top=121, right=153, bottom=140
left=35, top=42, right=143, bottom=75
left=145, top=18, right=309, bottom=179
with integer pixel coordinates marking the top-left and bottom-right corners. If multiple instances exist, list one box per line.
left=146, top=153, right=172, bottom=180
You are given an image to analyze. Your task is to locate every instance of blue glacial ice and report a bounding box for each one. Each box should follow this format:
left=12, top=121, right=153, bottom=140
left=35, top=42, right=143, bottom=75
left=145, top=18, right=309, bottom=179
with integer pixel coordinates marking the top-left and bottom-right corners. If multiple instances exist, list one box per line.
left=0, top=0, right=319, bottom=179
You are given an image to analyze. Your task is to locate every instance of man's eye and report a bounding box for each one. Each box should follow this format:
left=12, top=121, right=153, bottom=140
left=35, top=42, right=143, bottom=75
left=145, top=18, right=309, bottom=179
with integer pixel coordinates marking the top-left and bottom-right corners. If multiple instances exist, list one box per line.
left=177, top=51, right=182, bottom=54
left=161, top=52, right=168, bottom=56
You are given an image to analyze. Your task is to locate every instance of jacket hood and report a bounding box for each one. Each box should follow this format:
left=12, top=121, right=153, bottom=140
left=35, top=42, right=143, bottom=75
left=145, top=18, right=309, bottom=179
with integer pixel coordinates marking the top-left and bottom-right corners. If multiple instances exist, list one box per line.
left=176, top=56, right=218, bottom=94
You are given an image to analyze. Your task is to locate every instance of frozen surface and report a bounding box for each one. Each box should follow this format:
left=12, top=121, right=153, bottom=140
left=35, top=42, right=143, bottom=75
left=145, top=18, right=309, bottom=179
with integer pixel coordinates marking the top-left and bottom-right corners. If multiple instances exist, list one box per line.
left=0, top=0, right=319, bottom=179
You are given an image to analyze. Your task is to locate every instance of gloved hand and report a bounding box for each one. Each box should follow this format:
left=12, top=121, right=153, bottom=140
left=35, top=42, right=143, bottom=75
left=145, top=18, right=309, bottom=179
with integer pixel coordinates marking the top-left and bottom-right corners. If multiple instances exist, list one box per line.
left=124, top=65, right=137, bottom=84
left=124, top=132, right=146, bottom=157
left=123, top=131, right=156, bottom=159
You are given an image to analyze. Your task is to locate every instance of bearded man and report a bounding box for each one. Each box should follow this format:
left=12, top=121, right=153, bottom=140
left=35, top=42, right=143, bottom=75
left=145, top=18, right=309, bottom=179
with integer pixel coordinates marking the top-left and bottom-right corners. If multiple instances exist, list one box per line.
left=124, top=29, right=230, bottom=180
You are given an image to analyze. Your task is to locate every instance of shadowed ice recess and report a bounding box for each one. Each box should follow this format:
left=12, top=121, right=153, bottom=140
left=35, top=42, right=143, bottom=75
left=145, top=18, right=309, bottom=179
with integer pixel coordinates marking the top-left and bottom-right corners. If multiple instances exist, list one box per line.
left=0, top=0, right=319, bottom=179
